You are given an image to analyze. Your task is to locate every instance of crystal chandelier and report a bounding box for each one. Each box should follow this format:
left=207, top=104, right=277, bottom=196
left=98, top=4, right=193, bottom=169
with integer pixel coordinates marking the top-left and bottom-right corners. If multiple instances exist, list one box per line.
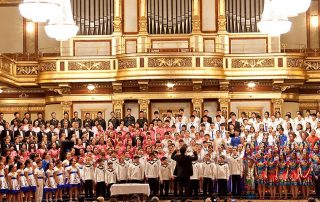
left=19, top=0, right=61, bottom=22
left=45, top=0, right=79, bottom=41
left=277, top=0, right=311, bottom=17
left=258, top=0, right=292, bottom=36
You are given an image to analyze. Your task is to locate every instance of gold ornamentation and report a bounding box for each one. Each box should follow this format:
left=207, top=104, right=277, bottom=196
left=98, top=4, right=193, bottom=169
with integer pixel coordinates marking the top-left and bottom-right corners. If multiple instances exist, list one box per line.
left=113, top=17, right=122, bottom=32
left=138, top=99, right=150, bottom=116
left=139, top=17, right=148, bottom=33
left=112, top=100, right=124, bottom=119
left=218, top=15, right=227, bottom=31
left=299, top=102, right=318, bottom=109
left=0, top=58, right=11, bottom=73
left=39, top=62, right=56, bottom=72
left=232, top=58, right=274, bottom=68
left=148, top=57, right=192, bottom=67
left=68, top=61, right=111, bottom=71
left=61, top=101, right=72, bottom=114
left=203, top=58, right=223, bottom=68
left=16, top=65, right=39, bottom=75
left=118, top=59, right=137, bottom=69
left=61, top=87, right=71, bottom=95
left=192, top=16, right=200, bottom=33
left=218, top=98, right=230, bottom=106
left=219, top=81, right=230, bottom=91
left=271, top=98, right=284, bottom=106
left=304, top=61, right=320, bottom=70
left=287, top=58, right=304, bottom=68
left=0, top=106, right=45, bottom=113
left=112, top=82, right=123, bottom=93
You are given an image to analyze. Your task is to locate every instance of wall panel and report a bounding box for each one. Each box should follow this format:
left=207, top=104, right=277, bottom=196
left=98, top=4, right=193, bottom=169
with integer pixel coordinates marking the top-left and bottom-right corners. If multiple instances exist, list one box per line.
left=201, top=0, right=217, bottom=32
left=123, top=0, right=138, bottom=34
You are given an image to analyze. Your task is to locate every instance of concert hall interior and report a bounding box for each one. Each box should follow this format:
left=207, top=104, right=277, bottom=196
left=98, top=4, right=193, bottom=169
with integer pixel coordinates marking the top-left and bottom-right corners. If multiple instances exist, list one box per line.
left=0, top=0, right=320, bottom=201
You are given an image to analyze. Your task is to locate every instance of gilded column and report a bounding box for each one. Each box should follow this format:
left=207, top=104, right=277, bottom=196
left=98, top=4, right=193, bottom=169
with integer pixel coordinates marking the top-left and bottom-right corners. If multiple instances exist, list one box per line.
left=112, top=0, right=122, bottom=55
left=61, top=101, right=72, bottom=115
left=138, top=99, right=150, bottom=119
left=217, top=0, right=229, bottom=53
left=192, top=0, right=201, bottom=33
left=112, top=100, right=124, bottom=119
left=272, top=99, right=284, bottom=114
left=139, top=0, right=148, bottom=34
left=192, top=98, right=204, bottom=117
left=218, top=98, right=230, bottom=119
left=113, top=0, right=122, bottom=33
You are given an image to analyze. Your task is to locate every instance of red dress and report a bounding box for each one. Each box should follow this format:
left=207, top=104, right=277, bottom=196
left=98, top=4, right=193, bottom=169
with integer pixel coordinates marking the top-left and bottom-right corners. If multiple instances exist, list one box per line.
left=267, top=159, right=278, bottom=185
left=278, top=161, right=288, bottom=186
left=288, top=161, right=300, bottom=185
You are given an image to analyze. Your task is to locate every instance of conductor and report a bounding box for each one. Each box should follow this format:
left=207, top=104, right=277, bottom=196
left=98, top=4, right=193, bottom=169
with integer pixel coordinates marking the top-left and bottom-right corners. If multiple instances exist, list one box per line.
left=171, top=145, right=198, bottom=197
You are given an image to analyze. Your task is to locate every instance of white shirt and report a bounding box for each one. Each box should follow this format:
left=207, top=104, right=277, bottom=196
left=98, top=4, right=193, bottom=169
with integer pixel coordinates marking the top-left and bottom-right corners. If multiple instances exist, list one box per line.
left=216, top=163, right=229, bottom=179
left=105, top=168, right=117, bottom=184
left=227, top=155, right=243, bottom=176
left=145, top=160, right=159, bottom=178
left=128, top=163, right=144, bottom=180
left=190, top=162, right=201, bottom=180
left=116, top=163, right=128, bottom=181
left=83, top=164, right=94, bottom=180
left=159, top=164, right=172, bottom=181
left=201, top=161, right=215, bottom=179
left=94, top=166, right=105, bottom=183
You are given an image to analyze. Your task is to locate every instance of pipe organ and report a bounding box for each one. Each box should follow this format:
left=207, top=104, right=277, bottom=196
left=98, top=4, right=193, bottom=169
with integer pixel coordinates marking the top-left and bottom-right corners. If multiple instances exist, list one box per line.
left=225, top=0, right=264, bottom=33
left=147, top=0, right=193, bottom=34
left=71, top=0, right=114, bottom=35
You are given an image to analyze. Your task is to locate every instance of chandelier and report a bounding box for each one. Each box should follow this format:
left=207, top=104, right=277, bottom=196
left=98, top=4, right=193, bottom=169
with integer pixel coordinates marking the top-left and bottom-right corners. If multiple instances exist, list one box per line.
left=19, top=0, right=61, bottom=22
left=258, top=0, right=292, bottom=36
left=277, top=0, right=312, bottom=17
left=45, top=0, right=79, bottom=41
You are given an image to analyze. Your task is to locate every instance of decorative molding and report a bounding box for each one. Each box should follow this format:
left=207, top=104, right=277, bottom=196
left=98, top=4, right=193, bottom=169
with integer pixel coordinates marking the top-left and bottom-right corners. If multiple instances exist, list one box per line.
left=271, top=98, right=284, bottom=105
left=113, top=17, right=122, bottom=32
left=68, top=61, right=111, bottom=71
left=217, top=15, right=227, bottom=31
left=287, top=58, right=304, bottom=68
left=148, top=57, right=192, bottom=67
left=304, top=61, right=320, bottom=70
left=112, top=82, right=123, bottom=93
left=218, top=98, right=230, bottom=105
left=0, top=106, right=45, bottom=113
left=192, top=80, right=202, bottom=91
left=191, top=98, right=204, bottom=106
left=118, top=59, right=137, bottom=69
left=299, top=102, right=318, bottom=109
left=112, top=99, right=124, bottom=119
left=139, top=16, right=148, bottom=33
left=16, top=65, right=39, bottom=75
left=219, top=81, right=230, bottom=91
left=39, top=62, right=56, bottom=72
left=138, top=81, right=149, bottom=92
left=0, top=58, right=12, bottom=73
left=192, top=15, right=201, bottom=33
left=203, top=57, right=223, bottom=68
left=231, top=58, right=274, bottom=68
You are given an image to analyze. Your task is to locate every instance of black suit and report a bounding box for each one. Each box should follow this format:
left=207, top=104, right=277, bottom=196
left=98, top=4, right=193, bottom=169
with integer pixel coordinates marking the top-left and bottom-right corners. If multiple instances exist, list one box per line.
left=59, top=128, right=72, bottom=139
left=25, top=131, right=36, bottom=138
left=71, top=118, right=82, bottom=128
left=70, top=129, right=83, bottom=139
left=171, top=150, right=198, bottom=197
left=201, top=116, right=213, bottom=124
left=1, top=143, right=11, bottom=155
left=227, top=121, right=241, bottom=131
left=14, top=130, right=25, bottom=139
left=1, top=129, right=13, bottom=142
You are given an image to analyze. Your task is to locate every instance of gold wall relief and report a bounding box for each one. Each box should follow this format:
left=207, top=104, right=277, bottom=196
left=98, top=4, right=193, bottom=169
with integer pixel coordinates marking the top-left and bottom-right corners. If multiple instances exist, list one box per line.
left=299, top=102, right=318, bottom=110
left=237, top=107, right=263, bottom=118
left=16, top=65, right=39, bottom=75
left=231, top=58, right=275, bottom=68
left=0, top=58, right=12, bottom=74
left=192, top=98, right=203, bottom=117
left=203, top=57, right=223, bottom=68
left=118, top=58, right=137, bottom=69
left=112, top=100, right=124, bottom=119
left=68, top=61, right=111, bottom=71
left=287, top=58, right=305, bottom=68
left=218, top=98, right=230, bottom=118
left=271, top=98, right=284, bottom=114
left=39, top=62, right=57, bottom=72
left=304, top=61, right=320, bottom=70
left=138, top=99, right=150, bottom=119
left=148, top=57, right=192, bottom=67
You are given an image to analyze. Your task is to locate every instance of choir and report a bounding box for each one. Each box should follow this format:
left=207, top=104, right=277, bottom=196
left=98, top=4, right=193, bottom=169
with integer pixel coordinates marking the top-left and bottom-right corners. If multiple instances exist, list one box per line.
left=0, top=108, right=319, bottom=201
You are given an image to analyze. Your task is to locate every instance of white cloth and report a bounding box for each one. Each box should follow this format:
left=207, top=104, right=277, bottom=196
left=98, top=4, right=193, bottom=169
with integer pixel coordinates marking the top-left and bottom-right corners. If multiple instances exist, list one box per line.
left=110, top=183, right=150, bottom=196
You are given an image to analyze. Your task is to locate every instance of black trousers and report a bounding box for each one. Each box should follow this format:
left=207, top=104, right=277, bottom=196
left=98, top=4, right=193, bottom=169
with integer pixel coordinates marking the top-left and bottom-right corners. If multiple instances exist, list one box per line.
left=173, top=177, right=178, bottom=196
left=106, top=183, right=114, bottom=198
left=119, top=180, right=127, bottom=184
left=160, top=180, right=170, bottom=196
left=315, top=177, right=320, bottom=198
left=96, top=181, right=106, bottom=197
left=177, top=177, right=190, bottom=197
left=203, top=177, right=213, bottom=196
left=190, top=179, right=199, bottom=197
left=84, top=180, right=93, bottom=198
left=148, top=178, right=159, bottom=196
left=217, top=179, right=228, bottom=197
left=231, top=175, right=241, bottom=196
left=130, top=179, right=142, bottom=183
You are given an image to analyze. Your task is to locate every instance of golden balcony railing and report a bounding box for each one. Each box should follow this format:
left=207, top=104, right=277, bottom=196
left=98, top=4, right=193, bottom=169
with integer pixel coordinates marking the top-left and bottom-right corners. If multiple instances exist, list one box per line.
left=2, top=51, right=320, bottom=86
